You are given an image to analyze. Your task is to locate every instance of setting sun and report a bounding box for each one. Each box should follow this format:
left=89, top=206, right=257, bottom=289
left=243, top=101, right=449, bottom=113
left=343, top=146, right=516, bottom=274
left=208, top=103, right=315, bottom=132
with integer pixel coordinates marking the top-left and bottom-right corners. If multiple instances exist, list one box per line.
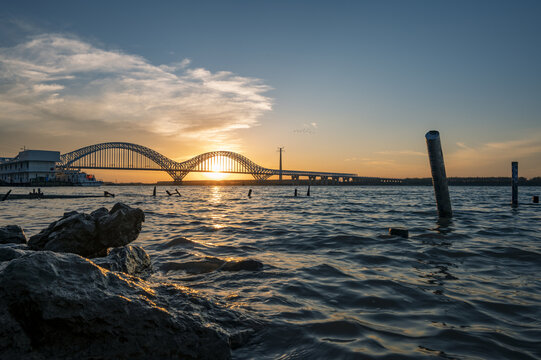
left=203, top=160, right=228, bottom=180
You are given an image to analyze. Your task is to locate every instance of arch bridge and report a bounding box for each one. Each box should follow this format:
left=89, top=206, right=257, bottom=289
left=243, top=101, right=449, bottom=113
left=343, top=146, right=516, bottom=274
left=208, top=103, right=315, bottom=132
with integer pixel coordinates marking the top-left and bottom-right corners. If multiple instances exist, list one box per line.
left=58, top=142, right=357, bottom=182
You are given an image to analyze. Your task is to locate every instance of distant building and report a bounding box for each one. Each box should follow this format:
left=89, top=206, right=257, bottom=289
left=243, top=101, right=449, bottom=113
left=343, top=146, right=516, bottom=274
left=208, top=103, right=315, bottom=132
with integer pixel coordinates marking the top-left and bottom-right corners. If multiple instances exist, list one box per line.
left=0, top=150, right=60, bottom=184
left=55, top=169, right=102, bottom=186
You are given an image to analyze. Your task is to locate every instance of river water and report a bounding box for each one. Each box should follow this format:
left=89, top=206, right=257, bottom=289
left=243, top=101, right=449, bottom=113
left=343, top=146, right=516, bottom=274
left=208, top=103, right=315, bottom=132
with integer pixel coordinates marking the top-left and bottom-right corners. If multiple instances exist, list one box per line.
left=1, top=185, right=540, bottom=359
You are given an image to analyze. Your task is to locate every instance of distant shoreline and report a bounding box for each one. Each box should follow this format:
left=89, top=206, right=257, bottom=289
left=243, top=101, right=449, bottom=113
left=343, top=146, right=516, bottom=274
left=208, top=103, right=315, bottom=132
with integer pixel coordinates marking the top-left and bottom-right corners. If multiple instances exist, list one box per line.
left=125, top=177, right=541, bottom=186
left=2, top=177, right=540, bottom=187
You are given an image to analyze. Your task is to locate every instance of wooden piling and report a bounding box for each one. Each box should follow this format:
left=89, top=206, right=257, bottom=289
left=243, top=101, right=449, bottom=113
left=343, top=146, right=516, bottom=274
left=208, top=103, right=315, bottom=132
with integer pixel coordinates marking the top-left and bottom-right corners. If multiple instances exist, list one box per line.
left=1, top=190, right=12, bottom=201
left=533, top=195, right=539, bottom=204
left=294, top=188, right=298, bottom=197
left=248, top=189, right=252, bottom=198
left=512, top=161, right=518, bottom=207
left=152, top=186, right=156, bottom=197
left=425, top=130, right=452, bottom=218
left=307, top=185, right=311, bottom=197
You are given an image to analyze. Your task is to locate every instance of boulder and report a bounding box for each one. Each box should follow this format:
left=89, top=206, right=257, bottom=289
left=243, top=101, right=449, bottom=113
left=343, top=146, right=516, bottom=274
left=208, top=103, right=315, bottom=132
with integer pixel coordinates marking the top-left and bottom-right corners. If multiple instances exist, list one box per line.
left=0, top=225, right=27, bottom=244
left=96, top=203, right=145, bottom=248
left=0, top=251, right=239, bottom=360
left=27, top=212, right=98, bottom=256
left=0, top=243, right=29, bottom=262
left=93, top=245, right=151, bottom=276
left=28, top=203, right=144, bottom=257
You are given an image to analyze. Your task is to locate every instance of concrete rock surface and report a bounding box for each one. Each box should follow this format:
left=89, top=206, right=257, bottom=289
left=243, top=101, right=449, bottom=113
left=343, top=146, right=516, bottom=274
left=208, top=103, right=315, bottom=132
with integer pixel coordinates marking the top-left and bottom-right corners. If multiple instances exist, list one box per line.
left=0, top=225, right=27, bottom=244
left=93, top=245, right=151, bottom=276
left=28, top=203, right=144, bottom=257
left=0, top=250, right=255, bottom=360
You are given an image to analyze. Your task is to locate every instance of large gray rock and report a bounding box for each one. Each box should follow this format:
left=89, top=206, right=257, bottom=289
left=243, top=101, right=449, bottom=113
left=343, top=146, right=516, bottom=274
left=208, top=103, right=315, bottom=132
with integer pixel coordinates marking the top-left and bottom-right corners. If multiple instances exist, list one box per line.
left=0, top=225, right=27, bottom=244
left=0, top=250, right=248, bottom=360
left=28, top=203, right=144, bottom=257
left=0, top=243, right=29, bottom=262
left=92, top=203, right=145, bottom=248
left=93, top=245, right=151, bottom=276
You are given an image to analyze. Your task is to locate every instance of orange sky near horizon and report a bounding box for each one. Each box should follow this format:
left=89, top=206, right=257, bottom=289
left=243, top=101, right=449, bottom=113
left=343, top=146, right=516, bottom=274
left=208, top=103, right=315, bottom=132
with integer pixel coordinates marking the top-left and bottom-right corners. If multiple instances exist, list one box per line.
left=81, top=136, right=540, bottom=183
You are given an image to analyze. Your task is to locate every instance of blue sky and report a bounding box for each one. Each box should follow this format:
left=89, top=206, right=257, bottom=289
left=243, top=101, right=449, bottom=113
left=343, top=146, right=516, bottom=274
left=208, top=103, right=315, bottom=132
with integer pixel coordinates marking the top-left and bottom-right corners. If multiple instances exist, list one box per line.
left=1, top=0, right=540, bottom=180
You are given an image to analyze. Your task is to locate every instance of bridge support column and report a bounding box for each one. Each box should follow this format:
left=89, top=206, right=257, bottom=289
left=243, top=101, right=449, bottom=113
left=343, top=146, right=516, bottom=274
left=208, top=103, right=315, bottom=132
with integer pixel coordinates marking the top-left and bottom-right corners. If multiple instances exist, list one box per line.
left=172, top=171, right=189, bottom=183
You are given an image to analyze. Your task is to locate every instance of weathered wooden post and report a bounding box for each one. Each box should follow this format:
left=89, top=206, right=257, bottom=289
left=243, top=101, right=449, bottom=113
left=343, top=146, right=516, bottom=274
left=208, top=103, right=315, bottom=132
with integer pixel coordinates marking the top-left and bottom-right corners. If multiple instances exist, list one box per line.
left=425, top=130, right=452, bottom=218
left=307, top=185, right=311, bottom=197
left=512, top=161, right=518, bottom=207
left=1, top=190, right=11, bottom=201
left=152, top=186, right=156, bottom=197
left=294, top=188, right=298, bottom=197
left=533, top=195, right=539, bottom=204
left=248, top=189, right=252, bottom=198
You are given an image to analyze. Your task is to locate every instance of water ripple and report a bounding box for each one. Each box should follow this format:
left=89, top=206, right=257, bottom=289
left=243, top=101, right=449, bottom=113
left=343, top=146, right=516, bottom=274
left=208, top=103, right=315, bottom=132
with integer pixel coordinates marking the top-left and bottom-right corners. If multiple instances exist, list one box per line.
left=1, top=185, right=540, bottom=359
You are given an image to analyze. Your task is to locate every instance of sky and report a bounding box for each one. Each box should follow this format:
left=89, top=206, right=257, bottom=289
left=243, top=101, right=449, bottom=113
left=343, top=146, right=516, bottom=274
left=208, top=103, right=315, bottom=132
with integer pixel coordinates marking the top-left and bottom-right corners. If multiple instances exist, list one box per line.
left=1, top=0, right=540, bottom=181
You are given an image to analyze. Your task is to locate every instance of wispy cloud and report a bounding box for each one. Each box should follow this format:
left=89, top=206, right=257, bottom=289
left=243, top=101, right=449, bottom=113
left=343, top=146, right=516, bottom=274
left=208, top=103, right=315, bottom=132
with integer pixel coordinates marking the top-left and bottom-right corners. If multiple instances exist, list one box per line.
left=0, top=34, right=272, bottom=141
left=448, top=136, right=541, bottom=176
left=451, top=137, right=541, bottom=160
left=293, top=122, right=318, bottom=135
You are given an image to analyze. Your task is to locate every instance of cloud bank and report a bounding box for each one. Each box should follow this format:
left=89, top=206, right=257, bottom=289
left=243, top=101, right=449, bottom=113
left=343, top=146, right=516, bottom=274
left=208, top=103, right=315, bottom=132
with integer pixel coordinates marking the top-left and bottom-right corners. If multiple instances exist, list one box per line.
left=0, top=34, right=272, bottom=141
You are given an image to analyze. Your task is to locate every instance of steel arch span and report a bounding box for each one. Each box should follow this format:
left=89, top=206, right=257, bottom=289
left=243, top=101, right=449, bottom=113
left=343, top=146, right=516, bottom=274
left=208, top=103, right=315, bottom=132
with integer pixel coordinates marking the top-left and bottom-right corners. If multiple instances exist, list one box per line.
left=59, top=142, right=357, bottom=181
left=59, top=142, right=276, bottom=181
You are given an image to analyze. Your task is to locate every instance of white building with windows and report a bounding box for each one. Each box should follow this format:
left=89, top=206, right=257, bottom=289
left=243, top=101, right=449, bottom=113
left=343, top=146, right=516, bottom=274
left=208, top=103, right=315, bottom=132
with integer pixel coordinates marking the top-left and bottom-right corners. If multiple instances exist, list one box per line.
left=0, top=150, right=60, bottom=184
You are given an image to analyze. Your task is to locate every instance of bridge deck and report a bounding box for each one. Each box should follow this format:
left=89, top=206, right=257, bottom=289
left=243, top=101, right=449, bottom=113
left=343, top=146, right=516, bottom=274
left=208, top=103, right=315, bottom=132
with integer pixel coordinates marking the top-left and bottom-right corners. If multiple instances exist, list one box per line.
left=63, top=165, right=356, bottom=177
left=58, top=142, right=358, bottom=181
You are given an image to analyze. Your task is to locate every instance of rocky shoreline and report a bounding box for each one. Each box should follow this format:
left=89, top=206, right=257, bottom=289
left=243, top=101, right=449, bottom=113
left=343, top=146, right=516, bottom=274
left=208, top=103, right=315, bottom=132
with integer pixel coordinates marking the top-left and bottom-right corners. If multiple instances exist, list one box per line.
left=0, top=203, right=259, bottom=359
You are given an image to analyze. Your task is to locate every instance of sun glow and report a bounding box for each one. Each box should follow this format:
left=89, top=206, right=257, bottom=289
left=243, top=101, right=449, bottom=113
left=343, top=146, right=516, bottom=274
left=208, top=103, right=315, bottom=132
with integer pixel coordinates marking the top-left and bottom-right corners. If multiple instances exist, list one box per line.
left=203, top=160, right=228, bottom=180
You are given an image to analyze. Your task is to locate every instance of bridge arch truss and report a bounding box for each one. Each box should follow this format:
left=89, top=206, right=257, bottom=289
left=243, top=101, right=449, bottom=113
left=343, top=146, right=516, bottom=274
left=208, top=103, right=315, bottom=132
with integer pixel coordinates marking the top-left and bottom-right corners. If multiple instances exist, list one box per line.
left=59, top=142, right=276, bottom=181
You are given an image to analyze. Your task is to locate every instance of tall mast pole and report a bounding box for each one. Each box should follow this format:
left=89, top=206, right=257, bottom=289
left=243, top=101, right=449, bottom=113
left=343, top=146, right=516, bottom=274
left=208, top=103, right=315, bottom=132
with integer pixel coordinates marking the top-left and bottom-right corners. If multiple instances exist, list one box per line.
left=278, top=147, right=284, bottom=181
